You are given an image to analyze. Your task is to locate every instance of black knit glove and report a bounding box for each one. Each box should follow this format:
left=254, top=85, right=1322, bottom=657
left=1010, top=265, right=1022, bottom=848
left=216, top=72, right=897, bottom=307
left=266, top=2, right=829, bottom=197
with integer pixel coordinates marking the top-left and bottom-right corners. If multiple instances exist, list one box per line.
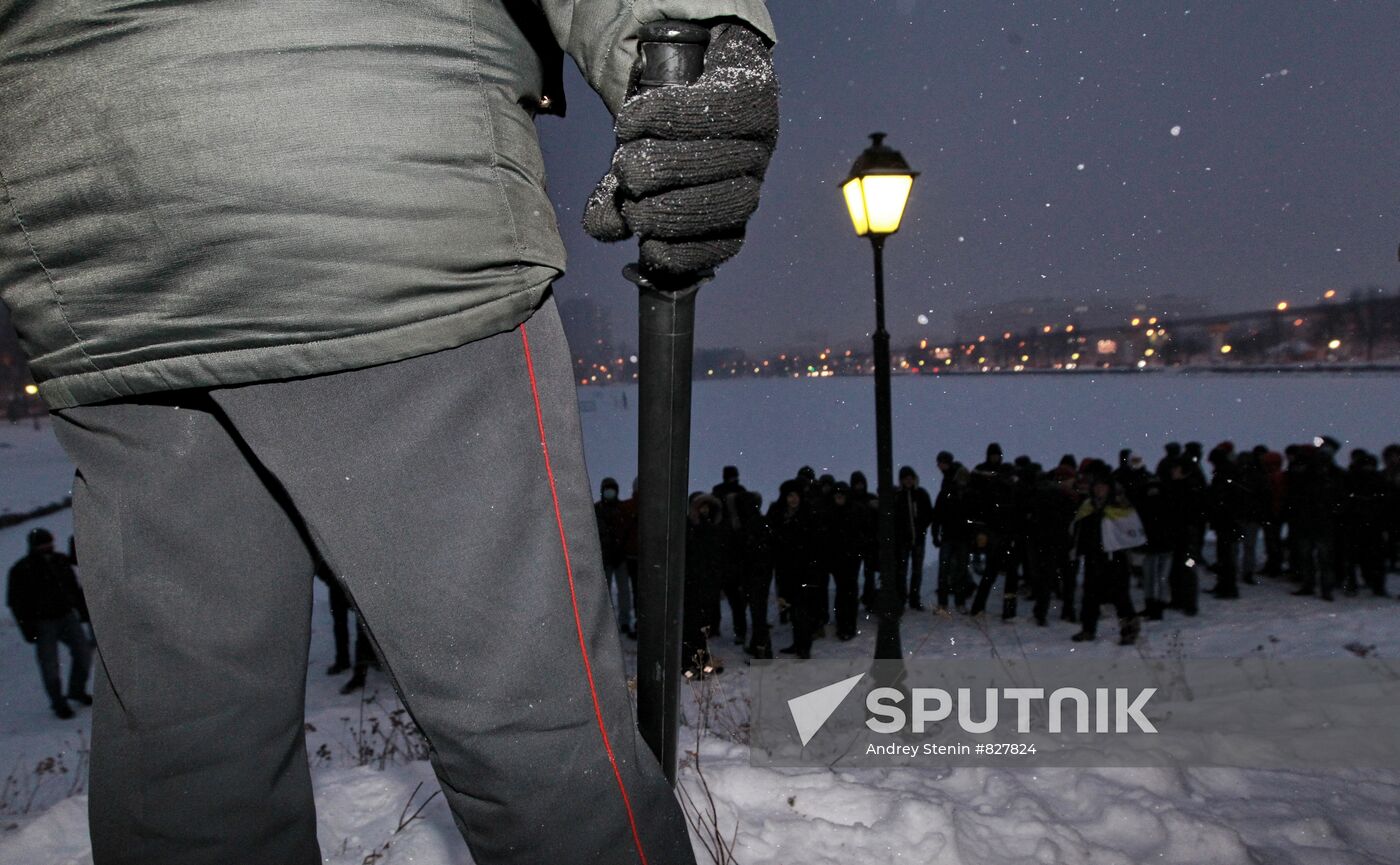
left=583, top=22, right=779, bottom=278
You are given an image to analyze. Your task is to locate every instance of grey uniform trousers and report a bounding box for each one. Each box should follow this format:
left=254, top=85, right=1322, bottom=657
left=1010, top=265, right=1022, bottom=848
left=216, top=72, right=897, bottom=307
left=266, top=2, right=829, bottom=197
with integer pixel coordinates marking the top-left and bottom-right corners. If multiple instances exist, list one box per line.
left=51, top=297, right=693, bottom=865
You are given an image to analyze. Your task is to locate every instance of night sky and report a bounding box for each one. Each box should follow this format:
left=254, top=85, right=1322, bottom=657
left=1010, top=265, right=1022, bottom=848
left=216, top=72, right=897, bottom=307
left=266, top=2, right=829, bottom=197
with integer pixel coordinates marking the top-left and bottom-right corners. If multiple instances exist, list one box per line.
left=538, top=0, right=1399, bottom=352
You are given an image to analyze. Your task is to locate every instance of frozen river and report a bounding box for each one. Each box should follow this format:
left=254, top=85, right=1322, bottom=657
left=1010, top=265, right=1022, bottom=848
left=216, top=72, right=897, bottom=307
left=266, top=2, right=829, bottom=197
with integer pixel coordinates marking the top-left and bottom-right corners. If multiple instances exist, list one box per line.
left=578, top=370, right=1400, bottom=497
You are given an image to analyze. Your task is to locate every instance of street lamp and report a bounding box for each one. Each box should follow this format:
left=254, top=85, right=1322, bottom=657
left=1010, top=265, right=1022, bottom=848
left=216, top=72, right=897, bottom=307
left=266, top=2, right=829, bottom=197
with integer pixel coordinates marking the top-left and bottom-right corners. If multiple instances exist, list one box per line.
left=843, top=133, right=917, bottom=662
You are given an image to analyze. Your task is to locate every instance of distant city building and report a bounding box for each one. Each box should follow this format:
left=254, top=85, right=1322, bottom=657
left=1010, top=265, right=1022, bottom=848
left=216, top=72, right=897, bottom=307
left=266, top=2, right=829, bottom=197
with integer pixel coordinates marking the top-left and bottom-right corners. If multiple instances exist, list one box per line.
left=952, top=294, right=1211, bottom=339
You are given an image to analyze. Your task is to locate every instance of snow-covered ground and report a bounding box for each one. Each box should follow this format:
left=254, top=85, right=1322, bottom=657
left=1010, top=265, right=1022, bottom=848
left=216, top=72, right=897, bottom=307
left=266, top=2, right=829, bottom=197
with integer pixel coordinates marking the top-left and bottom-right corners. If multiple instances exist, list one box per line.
left=2, top=373, right=1398, bottom=865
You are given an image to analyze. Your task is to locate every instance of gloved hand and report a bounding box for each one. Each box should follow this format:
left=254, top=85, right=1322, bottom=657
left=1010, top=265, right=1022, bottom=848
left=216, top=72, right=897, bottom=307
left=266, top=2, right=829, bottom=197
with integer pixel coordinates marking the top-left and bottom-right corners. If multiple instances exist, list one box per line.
left=583, top=22, right=779, bottom=277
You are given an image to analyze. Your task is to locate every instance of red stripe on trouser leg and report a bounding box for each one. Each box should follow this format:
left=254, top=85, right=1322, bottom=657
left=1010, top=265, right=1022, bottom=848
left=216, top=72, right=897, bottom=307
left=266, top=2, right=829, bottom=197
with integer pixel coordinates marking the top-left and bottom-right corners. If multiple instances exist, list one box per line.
left=519, top=324, right=650, bottom=865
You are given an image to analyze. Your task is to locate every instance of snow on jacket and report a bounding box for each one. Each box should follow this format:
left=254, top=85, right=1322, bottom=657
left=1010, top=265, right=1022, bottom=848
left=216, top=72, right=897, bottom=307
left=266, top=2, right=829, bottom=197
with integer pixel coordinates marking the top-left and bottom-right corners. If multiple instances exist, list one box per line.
left=0, top=0, right=774, bottom=408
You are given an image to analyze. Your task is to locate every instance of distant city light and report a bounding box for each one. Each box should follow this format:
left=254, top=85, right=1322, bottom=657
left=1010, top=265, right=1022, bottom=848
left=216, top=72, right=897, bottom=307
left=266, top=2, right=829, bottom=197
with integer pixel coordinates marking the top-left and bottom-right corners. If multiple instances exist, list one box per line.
left=1096, top=339, right=1118, bottom=355
left=1328, top=339, right=1342, bottom=350
left=1276, top=301, right=1289, bottom=312
left=1220, top=345, right=1233, bottom=354
left=1130, top=317, right=1141, bottom=326
left=1144, top=348, right=1156, bottom=357
left=1324, top=289, right=1337, bottom=299
left=24, top=384, right=39, bottom=396
left=978, top=335, right=987, bottom=343
left=1042, top=325, right=1053, bottom=333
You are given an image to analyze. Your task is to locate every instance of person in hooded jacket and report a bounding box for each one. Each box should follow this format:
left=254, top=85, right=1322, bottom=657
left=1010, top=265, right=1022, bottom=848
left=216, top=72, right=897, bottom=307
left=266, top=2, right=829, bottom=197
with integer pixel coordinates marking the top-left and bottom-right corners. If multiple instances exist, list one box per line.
left=767, top=480, right=818, bottom=659
left=894, top=465, right=935, bottom=610
left=8, top=528, right=93, bottom=718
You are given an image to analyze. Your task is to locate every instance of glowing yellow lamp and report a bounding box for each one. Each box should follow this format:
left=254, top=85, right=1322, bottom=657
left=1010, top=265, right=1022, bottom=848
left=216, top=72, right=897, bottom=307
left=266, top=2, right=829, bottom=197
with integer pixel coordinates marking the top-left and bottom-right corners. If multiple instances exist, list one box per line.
left=842, top=133, right=918, bottom=238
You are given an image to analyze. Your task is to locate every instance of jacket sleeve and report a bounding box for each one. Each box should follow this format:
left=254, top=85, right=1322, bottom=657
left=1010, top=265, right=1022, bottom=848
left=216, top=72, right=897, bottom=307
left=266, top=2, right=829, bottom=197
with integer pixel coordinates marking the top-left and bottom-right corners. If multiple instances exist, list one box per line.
left=535, top=0, right=776, bottom=115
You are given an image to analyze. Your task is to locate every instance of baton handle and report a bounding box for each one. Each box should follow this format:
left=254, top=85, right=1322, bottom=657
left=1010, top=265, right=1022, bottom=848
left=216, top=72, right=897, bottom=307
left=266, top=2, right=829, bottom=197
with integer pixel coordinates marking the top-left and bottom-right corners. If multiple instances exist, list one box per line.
left=632, top=20, right=710, bottom=787
left=636, top=21, right=709, bottom=91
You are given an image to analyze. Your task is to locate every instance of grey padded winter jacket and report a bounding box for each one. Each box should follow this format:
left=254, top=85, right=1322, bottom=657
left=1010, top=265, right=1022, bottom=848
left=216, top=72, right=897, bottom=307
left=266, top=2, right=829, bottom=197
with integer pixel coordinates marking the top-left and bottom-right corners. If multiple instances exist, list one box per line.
left=0, top=0, right=774, bottom=408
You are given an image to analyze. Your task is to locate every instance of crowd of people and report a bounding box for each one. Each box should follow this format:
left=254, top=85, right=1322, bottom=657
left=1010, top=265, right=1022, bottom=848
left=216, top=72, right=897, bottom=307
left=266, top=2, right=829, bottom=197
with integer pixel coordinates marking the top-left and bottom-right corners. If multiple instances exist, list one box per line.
left=9, top=436, right=1399, bottom=715
left=596, top=438, right=1400, bottom=675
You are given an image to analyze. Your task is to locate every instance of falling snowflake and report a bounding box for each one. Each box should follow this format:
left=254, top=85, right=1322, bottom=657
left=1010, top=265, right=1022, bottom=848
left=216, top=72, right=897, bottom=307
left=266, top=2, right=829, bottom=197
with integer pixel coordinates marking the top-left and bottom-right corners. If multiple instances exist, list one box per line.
left=1076, top=163, right=1086, bottom=171
left=916, top=314, right=930, bottom=325
left=1170, top=125, right=1182, bottom=137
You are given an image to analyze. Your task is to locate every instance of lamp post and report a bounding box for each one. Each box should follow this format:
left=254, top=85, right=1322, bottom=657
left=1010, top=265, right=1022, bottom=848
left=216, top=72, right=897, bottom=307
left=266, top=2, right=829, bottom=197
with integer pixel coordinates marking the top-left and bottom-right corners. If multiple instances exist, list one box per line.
left=842, top=133, right=918, bottom=661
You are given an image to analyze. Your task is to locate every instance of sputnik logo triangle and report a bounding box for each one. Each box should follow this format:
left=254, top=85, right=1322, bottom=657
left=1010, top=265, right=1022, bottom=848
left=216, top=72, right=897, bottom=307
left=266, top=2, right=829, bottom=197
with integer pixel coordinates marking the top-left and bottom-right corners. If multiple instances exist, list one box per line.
left=787, top=673, right=866, bottom=746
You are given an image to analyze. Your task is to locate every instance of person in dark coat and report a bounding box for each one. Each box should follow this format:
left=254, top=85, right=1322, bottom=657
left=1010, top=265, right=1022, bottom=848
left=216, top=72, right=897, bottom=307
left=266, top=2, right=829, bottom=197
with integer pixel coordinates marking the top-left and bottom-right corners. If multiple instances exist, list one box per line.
left=1256, top=447, right=1287, bottom=577
left=823, top=482, right=864, bottom=640
left=682, top=493, right=726, bottom=678
left=1383, top=444, right=1400, bottom=574
left=1288, top=445, right=1344, bottom=600
left=1136, top=471, right=1177, bottom=620
left=7, top=528, right=93, bottom=719
left=712, top=467, right=751, bottom=645
left=1032, top=465, right=1082, bottom=623
left=810, top=474, right=838, bottom=631
left=1206, top=445, right=1245, bottom=599
left=967, top=446, right=1018, bottom=618
left=595, top=477, right=634, bottom=636
left=767, top=480, right=819, bottom=659
left=1340, top=451, right=1389, bottom=597
left=736, top=491, right=774, bottom=659
left=894, top=465, right=935, bottom=610
left=849, top=471, right=880, bottom=610
left=932, top=458, right=974, bottom=613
